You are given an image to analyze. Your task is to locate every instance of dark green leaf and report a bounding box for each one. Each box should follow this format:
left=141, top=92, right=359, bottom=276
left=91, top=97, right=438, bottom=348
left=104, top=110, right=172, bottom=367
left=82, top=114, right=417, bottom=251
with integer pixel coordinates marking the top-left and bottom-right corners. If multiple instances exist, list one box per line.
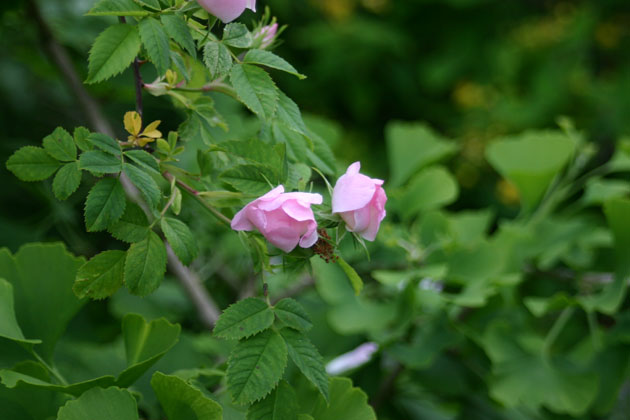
left=247, top=380, right=298, bottom=420
left=124, top=163, right=162, bottom=209
left=230, top=64, right=278, bottom=120
left=87, top=0, right=149, bottom=17
left=139, top=17, right=171, bottom=76
left=280, top=328, right=328, bottom=401
left=244, top=49, right=305, bottom=79
left=124, top=149, right=160, bottom=173
left=161, top=14, right=196, bottom=57
left=89, top=133, right=122, bottom=155
left=87, top=24, right=141, bottom=84
left=42, top=127, right=76, bottom=161
left=79, top=150, right=123, bottom=174
left=108, top=202, right=150, bottom=243
left=53, top=161, right=82, bottom=200
left=223, top=23, right=252, bottom=48
left=57, top=387, right=139, bottom=420
left=73, top=126, right=93, bottom=151
left=151, top=372, right=223, bottom=420
left=124, top=230, right=166, bottom=296
left=0, top=278, right=41, bottom=345
left=308, top=378, right=375, bottom=420
left=273, top=299, right=312, bottom=331
left=161, top=217, right=198, bottom=265
left=6, top=146, right=61, bottom=181
left=84, top=178, right=126, bottom=232
left=214, top=297, right=274, bottom=340
left=74, top=250, right=126, bottom=299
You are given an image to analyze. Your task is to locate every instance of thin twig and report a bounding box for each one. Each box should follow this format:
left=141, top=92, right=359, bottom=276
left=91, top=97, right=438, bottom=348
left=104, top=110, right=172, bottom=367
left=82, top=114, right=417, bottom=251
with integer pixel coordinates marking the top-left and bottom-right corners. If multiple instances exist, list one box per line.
left=118, top=17, right=144, bottom=121
left=370, top=363, right=404, bottom=410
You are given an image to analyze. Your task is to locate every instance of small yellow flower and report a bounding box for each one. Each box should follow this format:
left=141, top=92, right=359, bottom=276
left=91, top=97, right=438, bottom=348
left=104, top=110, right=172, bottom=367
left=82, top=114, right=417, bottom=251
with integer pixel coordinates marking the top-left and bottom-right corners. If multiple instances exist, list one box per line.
left=123, top=111, right=162, bottom=147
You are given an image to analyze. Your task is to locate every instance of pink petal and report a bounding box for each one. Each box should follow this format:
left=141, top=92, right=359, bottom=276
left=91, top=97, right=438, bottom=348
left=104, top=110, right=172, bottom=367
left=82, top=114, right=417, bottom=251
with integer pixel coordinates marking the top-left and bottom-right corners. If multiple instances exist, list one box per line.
left=346, top=161, right=361, bottom=175
left=282, top=200, right=315, bottom=222
left=197, top=0, right=248, bottom=23
left=332, top=172, right=376, bottom=213
left=246, top=0, right=256, bottom=11
left=264, top=226, right=300, bottom=253
left=231, top=204, right=254, bottom=230
left=299, top=221, right=319, bottom=248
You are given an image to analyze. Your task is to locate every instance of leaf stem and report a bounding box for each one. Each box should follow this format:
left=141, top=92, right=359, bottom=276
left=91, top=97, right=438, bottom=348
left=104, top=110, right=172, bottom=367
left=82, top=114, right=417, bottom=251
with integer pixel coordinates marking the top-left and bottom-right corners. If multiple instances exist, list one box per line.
left=31, top=350, right=68, bottom=385
left=171, top=82, right=238, bottom=100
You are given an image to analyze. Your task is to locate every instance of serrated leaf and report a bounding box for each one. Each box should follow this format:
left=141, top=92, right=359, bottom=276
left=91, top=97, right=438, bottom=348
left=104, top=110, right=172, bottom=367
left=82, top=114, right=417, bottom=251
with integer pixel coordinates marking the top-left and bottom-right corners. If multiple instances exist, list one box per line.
left=74, top=126, right=93, bottom=151
left=161, top=14, right=196, bottom=57
left=124, top=230, right=166, bottom=296
left=136, top=0, right=161, bottom=10
left=214, top=297, right=274, bottom=340
left=57, top=387, right=139, bottom=420
left=151, top=372, right=223, bottom=420
left=280, top=328, right=328, bottom=401
left=124, top=149, right=160, bottom=173
left=213, top=138, right=287, bottom=177
left=42, top=127, right=76, bottom=161
left=139, top=17, right=171, bottom=76
left=74, top=250, right=126, bottom=299
left=161, top=217, right=198, bottom=265
left=244, top=49, right=305, bottom=79
left=89, top=132, right=122, bottom=155
left=272, top=122, right=308, bottom=162
left=247, top=380, right=298, bottom=420
left=308, top=377, right=375, bottom=420
left=231, top=63, right=278, bottom=120
left=305, top=133, right=335, bottom=175
left=0, top=278, right=41, bottom=345
left=221, top=164, right=278, bottom=195
left=170, top=50, right=191, bottom=81
left=203, top=41, right=232, bottom=78
left=124, top=163, right=161, bottom=209
left=223, top=23, right=252, bottom=48
left=85, top=178, right=126, bottom=232
left=108, top=202, right=150, bottom=243
left=274, top=299, right=312, bottom=331
left=87, top=0, right=149, bottom=17
left=275, top=91, right=308, bottom=135
left=87, top=24, right=141, bottom=84
left=79, top=150, right=123, bottom=174
left=6, top=146, right=61, bottom=181
left=227, top=329, right=288, bottom=405
left=53, top=161, right=82, bottom=200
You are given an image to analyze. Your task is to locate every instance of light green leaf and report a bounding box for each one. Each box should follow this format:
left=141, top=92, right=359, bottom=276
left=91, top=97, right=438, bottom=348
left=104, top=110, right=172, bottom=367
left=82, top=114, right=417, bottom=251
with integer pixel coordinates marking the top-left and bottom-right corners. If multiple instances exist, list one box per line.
left=151, top=372, right=223, bottom=420
left=139, top=17, right=171, bottom=76
left=108, top=202, right=150, bottom=243
left=307, top=377, right=375, bottom=420
left=161, top=14, right=196, bottom=57
left=161, top=217, right=198, bottom=265
left=87, top=0, right=149, bottom=17
left=52, top=161, right=82, bottom=200
left=136, top=0, right=161, bottom=10
left=73, top=250, right=126, bottom=300
left=273, top=298, right=312, bottom=331
left=227, top=329, right=288, bottom=405
left=221, top=164, right=278, bottom=195
left=0, top=278, right=41, bottom=345
left=223, top=23, right=252, bottom=48
left=397, top=165, right=459, bottom=220
left=84, top=178, right=126, bottom=232
left=124, top=230, right=166, bottom=296
left=57, top=387, right=139, bottom=420
left=6, top=146, right=61, bottom=181
left=0, top=243, right=85, bottom=360
left=486, top=131, right=575, bottom=211
left=305, top=133, right=335, bottom=175
left=79, top=150, right=123, bottom=174
left=212, top=138, right=287, bottom=179
left=582, top=178, right=630, bottom=207
left=124, top=149, right=160, bottom=173
left=42, top=127, right=76, bottom=161
left=89, top=133, right=122, bottom=156
left=124, top=163, right=162, bottom=209
left=244, top=49, right=306, bottom=79
left=87, top=24, right=141, bottom=84
left=279, top=328, right=328, bottom=401
left=272, top=123, right=308, bottom=162
left=386, top=121, right=458, bottom=187
left=203, top=41, right=232, bottom=79
left=275, top=91, right=308, bottom=135
left=336, top=257, right=364, bottom=296
left=230, top=64, right=279, bottom=120
left=247, top=380, right=298, bottom=420
left=214, top=297, right=274, bottom=340
left=73, top=126, right=93, bottom=151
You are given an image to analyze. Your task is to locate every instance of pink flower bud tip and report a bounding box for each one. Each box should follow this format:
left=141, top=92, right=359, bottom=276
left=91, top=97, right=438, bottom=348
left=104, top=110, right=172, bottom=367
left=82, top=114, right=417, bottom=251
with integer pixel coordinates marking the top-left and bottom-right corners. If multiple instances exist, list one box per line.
left=197, top=0, right=256, bottom=23
left=256, top=23, right=278, bottom=49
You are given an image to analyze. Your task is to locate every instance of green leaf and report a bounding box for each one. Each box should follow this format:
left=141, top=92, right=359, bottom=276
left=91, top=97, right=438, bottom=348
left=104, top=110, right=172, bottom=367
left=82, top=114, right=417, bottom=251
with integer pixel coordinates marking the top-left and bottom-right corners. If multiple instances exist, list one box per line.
left=52, top=161, right=82, bottom=200
left=203, top=41, right=232, bottom=79
left=161, top=14, right=196, bottom=57
left=247, top=380, right=299, bottom=420
left=89, top=133, right=122, bottom=155
left=151, top=372, right=223, bottom=420
left=117, top=313, right=180, bottom=387
left=124, top=149, right=160, bottom=173
left=213, top=138, right=287, bottom=179
left=6, top=146, right=61, bottom=181
left=231, top=64, right=279, bottom=120
left=214, top=297, right=274, bottom=340
left=244, top=49, right=306, bottom=79
left=42, top=127, right=76, bottom=161
left=397, top=166, right=459, bottom=220
left=84, top=178, right=126, bottom=232
left=136, top=0, right=161, bottom=10
left=279, top=328, right=328, bottom=401
left=386, top=121, right=458, bottom=187
left=0, top=243, right=85, bottom=360
left=227, top=329, right=288, bottom=405
left=335, top=257, right=364, bottom=296
left=108, top=202, right=150, bottom=243
left=87, top=0, right=149, bottom=17
left=0, top=278, right=41, bottom=345
left=87, top=24, right=141, bottom=84
left=57, top=387, right=139, bottom=420
left=486, top=130, right=575, bottom=211
left=73, top=250, right=126, bottom=300
left=272, top=123, right=309, bottom=162
left=305, top=133, right=336, bottom=175
left=275, top=91, right=308, bottom=135
left=161, top=217, right=198, bottom=265
left=79, top=150, right=123, bottom=174
left=124, top=230, right=167, bottom=296
left=274, top=299, right=312, bottom=331
left=221, top=164, right=278, bottom=195
left=307, top=377, right=375, bottom=420
left=223, top=23, right=252, bottom=48
left=582, top=178, right=630, bottom=206
left=139, top=17, right=171, bottom=76
left=124, top=163, right=162, bottom=209
left=73, top=126, right=93, bottom=151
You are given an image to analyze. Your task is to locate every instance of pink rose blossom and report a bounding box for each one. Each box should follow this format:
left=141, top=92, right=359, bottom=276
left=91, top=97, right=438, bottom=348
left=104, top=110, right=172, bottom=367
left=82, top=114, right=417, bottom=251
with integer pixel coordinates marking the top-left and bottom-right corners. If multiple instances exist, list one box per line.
left=197, top=0, right=256, bottom=23
left=332, top=162, right=387, bottom=241
left=231, top=186, right=323, bottom=253
left=254, top=23, right=278, bottom=49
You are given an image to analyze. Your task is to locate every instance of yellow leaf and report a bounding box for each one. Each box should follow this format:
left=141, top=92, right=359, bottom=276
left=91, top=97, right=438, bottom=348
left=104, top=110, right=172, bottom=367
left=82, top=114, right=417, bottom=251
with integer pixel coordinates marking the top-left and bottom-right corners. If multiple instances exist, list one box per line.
left=124, top=111, right=142, bottom=136
left=137, top=137, right=156, bottom=147
left=143, top=120, right=161, bottom=133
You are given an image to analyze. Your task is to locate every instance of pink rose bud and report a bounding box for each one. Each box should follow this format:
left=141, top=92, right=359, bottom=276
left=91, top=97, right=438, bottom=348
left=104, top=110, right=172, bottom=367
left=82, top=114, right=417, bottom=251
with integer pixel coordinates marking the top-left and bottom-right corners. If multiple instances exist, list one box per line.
left=197, top=0, right=256, bottom=23
left=255, top=23, right=278, bottom=49
left=231, top=186, right=323, bottom=253
left=332, top=162, right=387, bottom=241
left=326, top=342, right=379, bottom=375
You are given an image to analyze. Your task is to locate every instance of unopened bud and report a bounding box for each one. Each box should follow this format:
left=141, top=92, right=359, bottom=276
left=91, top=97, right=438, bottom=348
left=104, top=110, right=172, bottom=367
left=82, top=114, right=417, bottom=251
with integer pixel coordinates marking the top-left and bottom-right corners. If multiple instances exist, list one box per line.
left=254, top=23, right=278, bottom=49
